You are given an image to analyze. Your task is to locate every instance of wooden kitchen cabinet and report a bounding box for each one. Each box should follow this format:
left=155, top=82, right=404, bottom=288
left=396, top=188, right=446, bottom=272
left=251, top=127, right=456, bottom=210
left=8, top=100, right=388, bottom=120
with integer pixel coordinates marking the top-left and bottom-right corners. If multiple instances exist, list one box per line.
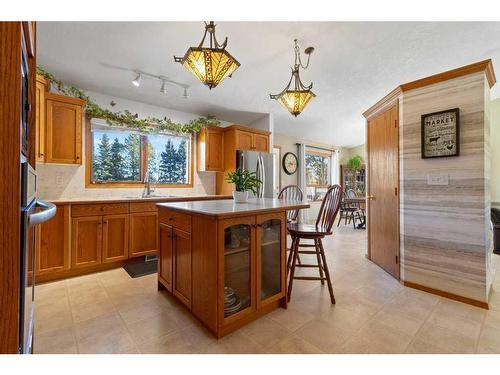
left=102, top=214, right=129, bottom=263
left=235, top=130, right=254, bottom=151
left=253, top=133, right=269, bottom=152
left=158, top=222, right=192, bottom=308
left=172, top=228, right=192, bottom=308
left=159, top=223, right=173, bottom=292
left=71, top=216, right=102, bottom=268
left=197, top=126, right=224, bottom=172
left=129, top=212, right=158, bottom=257
left=37, top=204, right=70, bottom=274
left=157, top=204, right=289, bottom=338
left=35, top=74, right=48, bottom=162
left=45, top=92, right=85, bottom=165
left=255, top=212, right=286, bottom=307
left=216, top=125, right=271, bottom=195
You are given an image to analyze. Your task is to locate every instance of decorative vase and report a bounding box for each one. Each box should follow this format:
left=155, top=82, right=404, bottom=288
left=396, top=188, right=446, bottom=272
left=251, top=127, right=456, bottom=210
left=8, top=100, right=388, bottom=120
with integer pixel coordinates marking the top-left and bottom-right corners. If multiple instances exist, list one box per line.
left=233, top=190, right=249, bottom=203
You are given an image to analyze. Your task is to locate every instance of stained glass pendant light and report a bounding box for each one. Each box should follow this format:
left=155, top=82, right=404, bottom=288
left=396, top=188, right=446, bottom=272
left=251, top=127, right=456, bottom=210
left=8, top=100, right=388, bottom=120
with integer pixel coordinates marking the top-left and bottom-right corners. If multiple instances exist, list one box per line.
left=174, top=21, right=240, bottom=90
left=270, top=39, right=316, bottom=117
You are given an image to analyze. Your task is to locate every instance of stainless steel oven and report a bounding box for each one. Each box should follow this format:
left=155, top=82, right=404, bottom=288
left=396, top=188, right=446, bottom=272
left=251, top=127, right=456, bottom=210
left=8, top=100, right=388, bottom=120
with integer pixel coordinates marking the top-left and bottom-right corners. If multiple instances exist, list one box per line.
left=17, top=33, right=56, bottom=353
left=19, top=158, right=56, bottom=353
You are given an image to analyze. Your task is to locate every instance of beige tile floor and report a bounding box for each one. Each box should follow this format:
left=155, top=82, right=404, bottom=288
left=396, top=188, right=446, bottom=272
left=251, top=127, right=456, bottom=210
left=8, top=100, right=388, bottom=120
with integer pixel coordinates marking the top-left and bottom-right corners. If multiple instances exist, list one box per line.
left=34, top=224, right=500, bottom=354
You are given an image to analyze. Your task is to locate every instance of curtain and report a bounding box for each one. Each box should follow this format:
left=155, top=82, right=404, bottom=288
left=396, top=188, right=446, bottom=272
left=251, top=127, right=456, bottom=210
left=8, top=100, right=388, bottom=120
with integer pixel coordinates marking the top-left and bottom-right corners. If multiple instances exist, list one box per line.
left=331, top=149, right=340, bottom=186
left=297, top=143, right=308, bottom=223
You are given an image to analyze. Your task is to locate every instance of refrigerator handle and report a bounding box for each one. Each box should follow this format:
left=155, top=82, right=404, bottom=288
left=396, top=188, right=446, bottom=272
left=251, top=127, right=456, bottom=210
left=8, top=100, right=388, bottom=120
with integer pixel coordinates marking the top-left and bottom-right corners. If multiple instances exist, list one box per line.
left=259, top=154, right=266, bottom=198
left=255, top=155, right=261, bottom=198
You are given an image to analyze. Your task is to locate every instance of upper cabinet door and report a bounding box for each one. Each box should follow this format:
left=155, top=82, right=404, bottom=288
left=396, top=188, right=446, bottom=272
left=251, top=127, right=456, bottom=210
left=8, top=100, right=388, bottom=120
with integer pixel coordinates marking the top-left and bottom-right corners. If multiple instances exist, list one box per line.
left=197, top=126, right=224, bottom=172
left=235, top=130, right=253, bottom=151
left=206, top=128, right=224, bottom=171
left=45, top=93, right=85, bottom=164
left=35, top=75, right=48, bottom=162
left=252, top=134, right=269, bottom=152
left=102, top=214, right=129, bottom=263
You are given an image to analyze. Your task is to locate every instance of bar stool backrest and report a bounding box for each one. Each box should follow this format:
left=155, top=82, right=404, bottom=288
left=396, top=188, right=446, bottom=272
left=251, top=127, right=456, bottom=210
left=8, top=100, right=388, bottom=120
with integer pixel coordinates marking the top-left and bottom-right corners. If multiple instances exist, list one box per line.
left=315, top=184, right=343, bottom=233
left=278, top=185, right=303, bottom=222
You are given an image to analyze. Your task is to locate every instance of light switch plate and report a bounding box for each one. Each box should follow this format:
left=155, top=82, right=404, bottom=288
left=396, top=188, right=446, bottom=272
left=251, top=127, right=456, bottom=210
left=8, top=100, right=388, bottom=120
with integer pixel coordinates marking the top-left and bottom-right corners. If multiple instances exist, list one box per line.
left=427, top=173, right=449, bottom=186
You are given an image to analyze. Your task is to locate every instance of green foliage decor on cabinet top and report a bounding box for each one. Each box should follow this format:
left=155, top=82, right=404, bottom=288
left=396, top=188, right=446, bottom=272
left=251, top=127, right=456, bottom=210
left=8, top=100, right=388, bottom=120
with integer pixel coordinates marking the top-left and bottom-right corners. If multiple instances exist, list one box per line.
left=37, top=66, right=220, bottom=135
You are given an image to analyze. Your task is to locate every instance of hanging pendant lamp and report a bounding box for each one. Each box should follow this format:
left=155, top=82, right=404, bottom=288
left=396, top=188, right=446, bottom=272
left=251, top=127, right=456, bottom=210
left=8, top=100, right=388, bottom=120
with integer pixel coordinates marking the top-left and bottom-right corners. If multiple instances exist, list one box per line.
left=174, top=21, right=240, bottom=90
left=270, top=39, right=316, bottom=117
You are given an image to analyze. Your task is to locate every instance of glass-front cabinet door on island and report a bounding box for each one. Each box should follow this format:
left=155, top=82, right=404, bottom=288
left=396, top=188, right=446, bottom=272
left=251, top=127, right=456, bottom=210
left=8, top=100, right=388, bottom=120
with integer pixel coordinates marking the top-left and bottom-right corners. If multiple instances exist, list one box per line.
left=219, top=213, right=286, bottom=326
left=219, top=216, right=256, bottom=323
left=256, top=212, right=286, bottom=307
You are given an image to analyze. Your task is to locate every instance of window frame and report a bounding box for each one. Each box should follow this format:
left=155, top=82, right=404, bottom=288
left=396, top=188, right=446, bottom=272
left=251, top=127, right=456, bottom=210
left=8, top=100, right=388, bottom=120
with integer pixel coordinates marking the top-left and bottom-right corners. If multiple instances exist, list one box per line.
left=305, top=148, right=332, bottom=202
left=85, top=118, right=194, bottom=188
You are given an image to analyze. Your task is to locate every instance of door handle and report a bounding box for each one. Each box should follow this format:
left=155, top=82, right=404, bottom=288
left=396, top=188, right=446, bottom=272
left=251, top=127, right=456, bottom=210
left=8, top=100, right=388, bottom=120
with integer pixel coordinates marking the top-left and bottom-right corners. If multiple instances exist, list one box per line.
left=367, top=195, right=376, bottom=200
left=28, top=200, right=57, bottom=226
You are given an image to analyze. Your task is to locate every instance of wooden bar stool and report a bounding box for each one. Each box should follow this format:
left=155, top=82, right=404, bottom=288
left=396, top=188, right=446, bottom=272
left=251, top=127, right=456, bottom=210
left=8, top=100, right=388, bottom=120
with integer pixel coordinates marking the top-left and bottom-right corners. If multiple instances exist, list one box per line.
left=287, top=184, right=343, bottom=304
left=278, top=185, right=304, bottom=266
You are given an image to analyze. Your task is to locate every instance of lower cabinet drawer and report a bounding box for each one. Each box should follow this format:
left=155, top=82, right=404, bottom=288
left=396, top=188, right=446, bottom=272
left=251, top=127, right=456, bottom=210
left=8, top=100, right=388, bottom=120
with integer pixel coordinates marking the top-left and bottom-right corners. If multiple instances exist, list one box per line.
left=159, top=209, right=192, bottom=233
left=72, top=203, right=129, bottom=217
left=130, top=202, right=158, bottom=213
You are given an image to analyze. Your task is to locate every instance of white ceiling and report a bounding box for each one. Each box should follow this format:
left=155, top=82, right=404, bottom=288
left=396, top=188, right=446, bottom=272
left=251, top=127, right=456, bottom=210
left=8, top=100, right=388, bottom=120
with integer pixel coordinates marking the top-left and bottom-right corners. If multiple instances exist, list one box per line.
left=37, top=22, right=500, bottom=147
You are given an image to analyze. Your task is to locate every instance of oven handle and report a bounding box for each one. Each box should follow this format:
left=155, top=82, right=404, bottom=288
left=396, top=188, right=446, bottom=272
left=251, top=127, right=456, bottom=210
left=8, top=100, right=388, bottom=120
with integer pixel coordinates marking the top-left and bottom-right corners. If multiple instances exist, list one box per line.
left=28, top=200, right=57, bottom=227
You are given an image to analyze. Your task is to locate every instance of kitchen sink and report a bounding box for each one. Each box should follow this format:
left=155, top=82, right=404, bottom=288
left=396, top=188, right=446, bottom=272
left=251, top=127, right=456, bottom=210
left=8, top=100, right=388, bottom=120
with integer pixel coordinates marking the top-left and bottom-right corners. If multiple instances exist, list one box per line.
left=124, top=195, right=178, bottom=199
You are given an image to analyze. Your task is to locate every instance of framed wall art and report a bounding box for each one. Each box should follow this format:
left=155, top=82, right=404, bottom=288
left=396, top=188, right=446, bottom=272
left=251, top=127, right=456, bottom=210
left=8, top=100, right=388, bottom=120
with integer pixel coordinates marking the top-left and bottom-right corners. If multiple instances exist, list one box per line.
left=421, top=108, right=460, bottom=159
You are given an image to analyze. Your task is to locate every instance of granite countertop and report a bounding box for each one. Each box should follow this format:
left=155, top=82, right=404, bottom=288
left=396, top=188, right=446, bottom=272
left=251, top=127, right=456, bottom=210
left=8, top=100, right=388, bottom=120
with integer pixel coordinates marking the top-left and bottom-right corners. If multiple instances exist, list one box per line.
left=48, top=195, right=232, bottom=205
left=157, top=198, right=310, bottom=218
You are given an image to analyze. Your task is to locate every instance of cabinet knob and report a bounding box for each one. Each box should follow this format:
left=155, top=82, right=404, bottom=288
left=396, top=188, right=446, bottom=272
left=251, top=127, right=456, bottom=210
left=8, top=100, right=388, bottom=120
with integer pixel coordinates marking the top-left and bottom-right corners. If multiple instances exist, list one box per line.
left=169, top=217, right=175, bottom=221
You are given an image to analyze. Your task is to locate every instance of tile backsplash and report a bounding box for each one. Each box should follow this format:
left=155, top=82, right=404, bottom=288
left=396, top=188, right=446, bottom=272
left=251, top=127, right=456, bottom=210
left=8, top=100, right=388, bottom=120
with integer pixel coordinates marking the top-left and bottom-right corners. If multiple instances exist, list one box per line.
left=36, top=162, right=215, bottom=200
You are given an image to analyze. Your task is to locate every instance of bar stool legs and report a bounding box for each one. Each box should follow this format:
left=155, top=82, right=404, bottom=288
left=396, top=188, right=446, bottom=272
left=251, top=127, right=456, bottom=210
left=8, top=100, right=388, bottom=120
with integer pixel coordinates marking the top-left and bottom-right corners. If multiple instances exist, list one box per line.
left=287, top=235, right=335, bottom=304
left=317, top=238, right=335, bottom=304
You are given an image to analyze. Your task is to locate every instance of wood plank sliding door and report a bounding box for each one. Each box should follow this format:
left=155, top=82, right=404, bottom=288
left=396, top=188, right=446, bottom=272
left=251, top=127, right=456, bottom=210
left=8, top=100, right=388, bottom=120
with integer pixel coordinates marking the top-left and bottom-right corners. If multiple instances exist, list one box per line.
left=367, top=103, right=400, bottom=279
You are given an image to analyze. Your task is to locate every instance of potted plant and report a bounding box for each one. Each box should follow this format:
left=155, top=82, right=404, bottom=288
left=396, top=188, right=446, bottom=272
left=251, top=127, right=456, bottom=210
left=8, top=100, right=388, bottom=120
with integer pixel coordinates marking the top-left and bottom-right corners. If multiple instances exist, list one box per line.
left=347, top=155, right=363, bottom=170
left=225, top=169, right=262, bottom=203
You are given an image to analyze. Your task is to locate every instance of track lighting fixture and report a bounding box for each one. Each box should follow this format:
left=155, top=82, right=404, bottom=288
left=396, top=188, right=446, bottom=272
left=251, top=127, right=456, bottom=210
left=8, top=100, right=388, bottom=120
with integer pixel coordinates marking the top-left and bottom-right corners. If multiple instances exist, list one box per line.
left=132, top=73, right=141, bottom=87
left=128, top=69, right=188, bottom=98
left=160, top=80, right=168, bottom=95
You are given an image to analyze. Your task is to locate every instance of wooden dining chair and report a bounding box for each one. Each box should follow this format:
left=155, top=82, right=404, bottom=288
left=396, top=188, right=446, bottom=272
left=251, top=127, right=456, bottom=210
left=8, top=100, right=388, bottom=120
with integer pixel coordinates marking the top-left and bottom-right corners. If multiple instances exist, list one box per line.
left=287, top=184, right=343, bottom=304
left=278, top=185, right=303, bottom=223
left=278, top=185, right=304, bottom=266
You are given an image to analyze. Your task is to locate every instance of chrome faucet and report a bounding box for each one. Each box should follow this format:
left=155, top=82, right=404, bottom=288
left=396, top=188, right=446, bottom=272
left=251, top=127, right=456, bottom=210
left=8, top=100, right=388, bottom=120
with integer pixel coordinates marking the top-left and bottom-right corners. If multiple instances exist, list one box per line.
left=142, top=172, right=155, bottom=198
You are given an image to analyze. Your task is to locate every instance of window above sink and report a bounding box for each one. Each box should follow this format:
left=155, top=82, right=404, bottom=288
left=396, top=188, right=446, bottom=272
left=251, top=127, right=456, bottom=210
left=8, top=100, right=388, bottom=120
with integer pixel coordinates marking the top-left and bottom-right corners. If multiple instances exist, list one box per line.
left=87, top=119, right=193, bottom=188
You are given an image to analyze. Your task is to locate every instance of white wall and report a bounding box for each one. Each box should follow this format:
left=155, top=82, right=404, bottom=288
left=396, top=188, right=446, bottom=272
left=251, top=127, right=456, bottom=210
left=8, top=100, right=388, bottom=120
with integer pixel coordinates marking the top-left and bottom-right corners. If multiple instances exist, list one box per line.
left=273, top=132, right=342, bottom=223
left=37, top=91, right=230, bottom=200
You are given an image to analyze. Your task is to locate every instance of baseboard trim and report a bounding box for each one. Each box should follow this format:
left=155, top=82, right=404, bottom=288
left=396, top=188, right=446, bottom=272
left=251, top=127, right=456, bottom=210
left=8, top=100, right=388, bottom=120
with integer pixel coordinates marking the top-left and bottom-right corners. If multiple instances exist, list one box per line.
left=403, top=281, right=489, bottom=309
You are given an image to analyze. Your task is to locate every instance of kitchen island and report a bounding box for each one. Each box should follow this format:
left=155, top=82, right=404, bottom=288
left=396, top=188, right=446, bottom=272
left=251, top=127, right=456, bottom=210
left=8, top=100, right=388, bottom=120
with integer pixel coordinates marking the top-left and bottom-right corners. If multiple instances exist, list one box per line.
left=157, top=198, right=309, bottom=338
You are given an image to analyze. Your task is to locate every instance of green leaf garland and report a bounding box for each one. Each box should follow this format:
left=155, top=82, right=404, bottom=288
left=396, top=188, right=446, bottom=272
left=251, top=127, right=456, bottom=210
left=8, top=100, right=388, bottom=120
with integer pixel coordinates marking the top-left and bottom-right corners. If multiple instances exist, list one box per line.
left=36, top=66, right=220, bottom=135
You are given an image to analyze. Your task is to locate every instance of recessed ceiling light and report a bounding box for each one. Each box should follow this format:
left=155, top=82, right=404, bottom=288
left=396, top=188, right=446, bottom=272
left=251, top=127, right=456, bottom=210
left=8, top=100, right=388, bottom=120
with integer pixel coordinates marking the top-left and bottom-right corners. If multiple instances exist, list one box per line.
left=132, top=73, right=141, bottom=87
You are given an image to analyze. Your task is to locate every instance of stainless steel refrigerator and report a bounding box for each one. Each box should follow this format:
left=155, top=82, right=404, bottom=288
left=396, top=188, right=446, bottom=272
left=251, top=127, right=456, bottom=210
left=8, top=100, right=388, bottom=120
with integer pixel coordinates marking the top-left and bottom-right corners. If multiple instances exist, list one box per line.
left=236, top=150, right=276, bottom=198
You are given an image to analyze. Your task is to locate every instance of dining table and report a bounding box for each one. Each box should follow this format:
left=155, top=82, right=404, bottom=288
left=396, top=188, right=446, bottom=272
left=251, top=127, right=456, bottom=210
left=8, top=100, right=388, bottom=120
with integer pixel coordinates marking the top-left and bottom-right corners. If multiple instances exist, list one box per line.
left=344, top=196, right=366, bottom=229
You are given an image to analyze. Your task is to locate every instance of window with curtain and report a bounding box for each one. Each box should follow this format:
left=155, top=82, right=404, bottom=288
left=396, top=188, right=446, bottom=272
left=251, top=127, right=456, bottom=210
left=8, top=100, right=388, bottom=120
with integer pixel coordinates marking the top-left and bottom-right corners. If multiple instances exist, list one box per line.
left=305, top=148, right=332, bottom=201
left=89, top=123, right=191, bottom=186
